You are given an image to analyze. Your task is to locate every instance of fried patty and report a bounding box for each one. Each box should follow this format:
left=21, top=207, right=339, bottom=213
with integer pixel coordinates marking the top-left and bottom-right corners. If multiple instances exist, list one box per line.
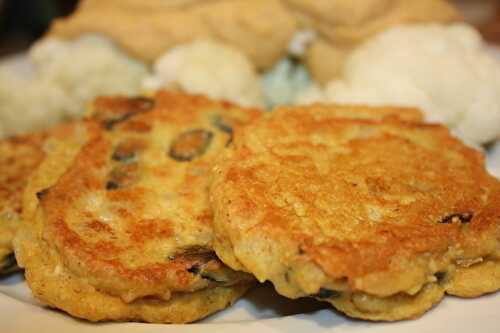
left=0, top=132, right=50, bottom=275
left=0, top=123, right=83, bottom=276
left=14, top=91, right=259, bottom=323
left=209, top=104, right=500, bottom=321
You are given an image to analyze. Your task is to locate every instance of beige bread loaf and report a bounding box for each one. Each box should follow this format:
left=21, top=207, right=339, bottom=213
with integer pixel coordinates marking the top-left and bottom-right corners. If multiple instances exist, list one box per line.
left=48, top=0, right=461, bottom=82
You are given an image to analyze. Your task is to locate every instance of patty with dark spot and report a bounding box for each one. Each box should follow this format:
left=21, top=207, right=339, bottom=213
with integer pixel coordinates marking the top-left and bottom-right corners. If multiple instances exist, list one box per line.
left=0, top=123, right=81, bottom=276
left=14, top=91, right=260, bottom=323
left=169, top=129, right=214, bottom=162
left=0, top=131, right=52, bottom=275
left=210, top=104, right=500, bottom=322
left=212, top=115, right=235, bottom=146
left=92, top=96, right=155, bottom=130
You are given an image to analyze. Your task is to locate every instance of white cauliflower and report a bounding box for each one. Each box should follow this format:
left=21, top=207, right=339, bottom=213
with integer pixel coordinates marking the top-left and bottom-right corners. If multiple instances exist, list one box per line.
left=30, top=35, right=148, bottom=118
left=0, top=67, right=70, bottom=137
left=0, top=35, right=148, bottom=138
left=143, top=40, right=264, bottom=108
left=297, top=24, right=500, bottom=145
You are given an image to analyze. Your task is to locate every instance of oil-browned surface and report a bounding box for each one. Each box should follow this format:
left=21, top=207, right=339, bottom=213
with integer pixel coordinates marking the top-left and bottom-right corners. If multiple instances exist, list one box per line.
left=15, top=91, right=258, bottom=323
left=210, top=104, right=500, bottom=321
left=0, top=123, right=79, bottom=275
left=0, top=131, right=49, bottom=274
left=0, top=135, right=46, bottom=219
left=0, top=134, right=48, bottom=218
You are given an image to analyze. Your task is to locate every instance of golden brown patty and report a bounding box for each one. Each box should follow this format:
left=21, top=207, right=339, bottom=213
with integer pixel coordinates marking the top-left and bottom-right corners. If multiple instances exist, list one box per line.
left=15, top=91, right=259, bottom=323
left=210, top=104, right=500, bottom=321
left=0, top=132, right=50, bottom=275
left=0, top=124, right=81, bottom=276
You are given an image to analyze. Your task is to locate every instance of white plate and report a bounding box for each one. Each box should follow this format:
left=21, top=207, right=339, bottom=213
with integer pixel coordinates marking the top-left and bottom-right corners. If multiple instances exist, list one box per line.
left=1, top=51, right=500, bottom=332
left=1, top=272, right=500, bottom=333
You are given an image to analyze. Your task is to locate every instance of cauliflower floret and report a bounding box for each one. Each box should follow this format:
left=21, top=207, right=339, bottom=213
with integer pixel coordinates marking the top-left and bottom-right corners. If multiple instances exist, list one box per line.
left=0, top=35, right=148, bottom=138
left=143, top=40, right=264, bottom=108
left=296, top=24, right=500, bottom=145
left=0, top=67, right=71, bottom=137
left=30, top=35, right=148, bottom=118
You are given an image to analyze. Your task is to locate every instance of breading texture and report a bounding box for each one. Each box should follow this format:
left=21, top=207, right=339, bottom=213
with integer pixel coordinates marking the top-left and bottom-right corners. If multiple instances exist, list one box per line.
left=14, top=91, right=259, bottom=323
left=210, top=104, right=500, bottom=321
left=0, top=124, right=80, bottom=275
left=0, top=125, right=80, bottom=275
left=0, top=132, right=51, bottom=275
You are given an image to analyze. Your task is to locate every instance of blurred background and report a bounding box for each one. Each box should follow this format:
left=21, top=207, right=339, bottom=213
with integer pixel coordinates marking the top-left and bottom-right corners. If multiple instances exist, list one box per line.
left=0, top=0, right=77, bottom=56
left=0, top=0, right=498, bottom=57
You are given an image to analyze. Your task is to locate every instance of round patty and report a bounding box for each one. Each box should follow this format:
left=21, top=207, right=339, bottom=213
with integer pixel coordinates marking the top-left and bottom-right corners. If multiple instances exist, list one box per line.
left=14, top=91, right=259, bottom=323
left=0, top=132, right=51, bottom=275
left=209, top=104, right=500, bottom=321
left=0, top=124, right=83, bottom=276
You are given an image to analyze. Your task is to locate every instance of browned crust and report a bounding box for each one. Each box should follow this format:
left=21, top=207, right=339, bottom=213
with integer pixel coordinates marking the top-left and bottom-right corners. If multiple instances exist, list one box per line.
left=33, top=91, right=259, bottom=306
left=20, top=206, right=253, bottom=323
left=0, top=124, right=77, bottom=268
left=278, top=104, right=424, bottom=122
left=210, top=104, right=500, bottom=320
left=0, top=133, right=48, bottom=218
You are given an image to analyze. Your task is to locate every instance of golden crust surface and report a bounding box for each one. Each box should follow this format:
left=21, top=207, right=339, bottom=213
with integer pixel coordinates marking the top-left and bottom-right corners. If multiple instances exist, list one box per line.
left=15, top=91, right=259, bottom=323
left=0, top=123, right=80, bottom=275
left=18, top=206, right=251, bottom=323
left=0, top=131, right=52, bottom=274
left=210, top=104, right=500, bottom=321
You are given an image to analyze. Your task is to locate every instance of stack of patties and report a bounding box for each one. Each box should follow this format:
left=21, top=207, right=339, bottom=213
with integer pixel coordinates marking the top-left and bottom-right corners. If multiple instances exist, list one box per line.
left=0, top=132, right=49, bottom=275
left=14, top=91, right=259, bottom=323
left=10, top=92, right=500, bottom=323
left=209, top=104, right=500, bottom=321
left=0, top=124, right=80, bottom=276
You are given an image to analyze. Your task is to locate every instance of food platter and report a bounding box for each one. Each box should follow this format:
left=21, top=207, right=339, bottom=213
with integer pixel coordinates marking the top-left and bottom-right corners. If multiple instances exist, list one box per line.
left=1, top=53, right=500, bottom=332
left=2, top=50, right=500, bottom=333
